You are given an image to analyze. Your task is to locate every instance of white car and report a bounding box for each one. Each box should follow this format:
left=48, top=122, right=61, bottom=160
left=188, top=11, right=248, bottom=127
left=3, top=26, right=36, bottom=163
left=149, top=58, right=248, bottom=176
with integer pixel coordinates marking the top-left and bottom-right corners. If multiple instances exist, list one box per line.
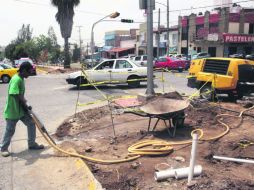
left=66, top=59, right=147, bottom=88
left=133, top=55, right=148, bottom=66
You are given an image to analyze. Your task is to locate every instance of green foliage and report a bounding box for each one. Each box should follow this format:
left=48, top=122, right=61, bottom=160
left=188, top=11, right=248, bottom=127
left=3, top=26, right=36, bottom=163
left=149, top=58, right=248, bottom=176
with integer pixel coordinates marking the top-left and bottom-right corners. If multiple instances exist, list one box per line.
left=16, top=24, right=33, bottom=44
left=48, top=26, right=58, bottom=47
left=51, top=0, right=80, bottom=68
left=4, top=24, right=62, bottom=63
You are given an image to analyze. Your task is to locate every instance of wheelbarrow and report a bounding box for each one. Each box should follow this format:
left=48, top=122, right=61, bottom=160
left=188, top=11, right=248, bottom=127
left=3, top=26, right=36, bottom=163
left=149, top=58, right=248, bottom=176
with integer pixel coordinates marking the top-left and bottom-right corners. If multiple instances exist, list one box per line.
left=126, top=98, right=190, bottom=137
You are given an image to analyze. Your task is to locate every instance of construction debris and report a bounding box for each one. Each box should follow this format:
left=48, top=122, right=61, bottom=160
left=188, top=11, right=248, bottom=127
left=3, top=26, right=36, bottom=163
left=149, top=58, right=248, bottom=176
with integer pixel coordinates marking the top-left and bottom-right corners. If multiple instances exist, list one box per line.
left=54, top=93, right=254, bottom=189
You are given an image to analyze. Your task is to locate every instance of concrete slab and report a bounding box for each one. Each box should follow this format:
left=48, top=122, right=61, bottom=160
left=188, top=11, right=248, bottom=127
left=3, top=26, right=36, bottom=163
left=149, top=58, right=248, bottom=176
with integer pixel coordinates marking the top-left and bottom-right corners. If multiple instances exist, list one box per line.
left=10, top=141, right=103, bottom=190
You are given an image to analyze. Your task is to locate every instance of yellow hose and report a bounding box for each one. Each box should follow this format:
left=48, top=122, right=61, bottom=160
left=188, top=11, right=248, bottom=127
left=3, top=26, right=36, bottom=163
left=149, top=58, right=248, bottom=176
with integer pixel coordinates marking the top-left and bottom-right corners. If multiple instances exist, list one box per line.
left=32, top=106, right=254, bottom=164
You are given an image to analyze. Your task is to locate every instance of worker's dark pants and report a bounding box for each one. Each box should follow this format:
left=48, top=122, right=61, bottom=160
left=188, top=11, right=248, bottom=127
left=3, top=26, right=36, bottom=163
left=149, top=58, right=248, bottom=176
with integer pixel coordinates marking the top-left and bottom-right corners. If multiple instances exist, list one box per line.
left=1, top=113, right=36, bottom=151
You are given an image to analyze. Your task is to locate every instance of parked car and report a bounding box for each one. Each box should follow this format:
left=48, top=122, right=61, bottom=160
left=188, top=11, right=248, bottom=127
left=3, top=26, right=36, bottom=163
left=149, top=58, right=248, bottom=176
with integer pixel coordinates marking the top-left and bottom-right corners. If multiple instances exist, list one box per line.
left=246, top=54, right=254, bottom=61
left=66, top=59, right=147, bottom=88
left=121, top=55, right=136, bottom=60
left=173, top=54, right=186, bottom=59
left=0, top=63, right=18, bottom=83
left=14, top=58, right=36, bottom=75
left=133, top=55, right=147, bottom=66
left=154, top=57, right=188, bottom=72
left=192, top=52, right=211, bottom=60
left=229, top=54, right=244, bottom=59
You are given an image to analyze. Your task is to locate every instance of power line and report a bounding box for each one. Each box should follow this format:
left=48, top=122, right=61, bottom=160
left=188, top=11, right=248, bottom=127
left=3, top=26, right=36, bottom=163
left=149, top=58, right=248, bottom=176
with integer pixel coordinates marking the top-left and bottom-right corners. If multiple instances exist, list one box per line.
left=156, top=0, right=254, bottom=14
left=13, top=0, right=105, bottom=16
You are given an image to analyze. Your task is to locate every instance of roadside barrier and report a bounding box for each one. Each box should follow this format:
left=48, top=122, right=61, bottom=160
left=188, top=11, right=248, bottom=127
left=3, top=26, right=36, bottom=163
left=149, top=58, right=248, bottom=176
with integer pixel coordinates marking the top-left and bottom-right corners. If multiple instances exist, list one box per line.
left=76, top=66, right=218, bottom=110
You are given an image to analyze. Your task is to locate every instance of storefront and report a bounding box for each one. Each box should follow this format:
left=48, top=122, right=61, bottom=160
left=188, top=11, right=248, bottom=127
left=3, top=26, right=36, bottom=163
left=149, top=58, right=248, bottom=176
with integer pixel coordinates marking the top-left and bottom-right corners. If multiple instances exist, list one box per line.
left=223, top=33, right=254, bottom=56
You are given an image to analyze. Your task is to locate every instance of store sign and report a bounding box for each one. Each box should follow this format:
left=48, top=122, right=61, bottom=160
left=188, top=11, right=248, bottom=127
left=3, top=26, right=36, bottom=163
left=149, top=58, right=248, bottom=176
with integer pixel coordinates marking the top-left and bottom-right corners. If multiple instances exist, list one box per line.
left=223, top=34, right=254, bottom=43
left=207, top=33, right=219, bottom=41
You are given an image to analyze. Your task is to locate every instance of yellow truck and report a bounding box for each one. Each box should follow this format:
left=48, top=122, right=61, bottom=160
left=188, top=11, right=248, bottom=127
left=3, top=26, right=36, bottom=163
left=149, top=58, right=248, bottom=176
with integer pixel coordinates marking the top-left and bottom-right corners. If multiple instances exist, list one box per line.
left=187, top=58, right=254, bottom=100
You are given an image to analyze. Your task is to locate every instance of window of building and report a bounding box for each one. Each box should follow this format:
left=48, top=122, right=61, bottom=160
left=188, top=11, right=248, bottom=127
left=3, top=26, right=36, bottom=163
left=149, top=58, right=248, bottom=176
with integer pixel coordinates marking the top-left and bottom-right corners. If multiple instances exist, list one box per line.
left=249, top=23, right=254, bottom=34
left=164, top=34, right=167, bottom=40
left=172, top=34, right=178, bottom=46
left=228, top=22, right=239, bottom=34
left=209, top=23, right=219, bottom=33
left=181, top=27, right=188, bottom=40
left=196, top=24, right=204, bottom=35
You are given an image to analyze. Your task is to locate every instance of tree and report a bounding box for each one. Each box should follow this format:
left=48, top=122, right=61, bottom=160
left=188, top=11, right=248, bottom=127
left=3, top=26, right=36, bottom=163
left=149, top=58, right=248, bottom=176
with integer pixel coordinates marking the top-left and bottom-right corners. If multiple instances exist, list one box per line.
left=48, top=26, right=58, bottom=47
left=35, top=35, right=51, bottom=52
left=51, top=0, right=80, bottom=68
left=72, top=44, right=80, bottom=62
left=16, top=24, right=33, bottom=44
left=5, top=41, right=18, bottom=61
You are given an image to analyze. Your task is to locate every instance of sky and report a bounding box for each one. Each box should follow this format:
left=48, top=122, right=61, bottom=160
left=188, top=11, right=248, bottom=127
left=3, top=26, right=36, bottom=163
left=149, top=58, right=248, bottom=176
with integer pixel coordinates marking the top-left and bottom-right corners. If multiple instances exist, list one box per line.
left=0, top=0, right=253, bottom=47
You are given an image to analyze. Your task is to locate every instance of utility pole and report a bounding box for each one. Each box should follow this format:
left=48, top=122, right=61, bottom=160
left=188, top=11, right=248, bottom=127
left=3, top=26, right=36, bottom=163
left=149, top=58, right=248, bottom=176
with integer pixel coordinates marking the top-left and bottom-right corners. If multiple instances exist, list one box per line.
left=157, top=8, right=160, bottom=59
left=76, top=26, right=83, bottom=63
left=86, top=43, right=89, bottom=56
left=186, top=18, right=189, bottom=56
left=146, top=0, right=155, bottom=96
left=167, top=0, right=169, bottom=55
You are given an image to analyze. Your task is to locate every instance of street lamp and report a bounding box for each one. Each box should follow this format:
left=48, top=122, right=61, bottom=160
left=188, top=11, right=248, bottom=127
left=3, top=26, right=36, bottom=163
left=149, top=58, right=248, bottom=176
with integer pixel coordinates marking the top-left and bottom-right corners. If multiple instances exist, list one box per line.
left=156, top=0, right=169, bottom=55
left=90, top=12, right=120, bottom=66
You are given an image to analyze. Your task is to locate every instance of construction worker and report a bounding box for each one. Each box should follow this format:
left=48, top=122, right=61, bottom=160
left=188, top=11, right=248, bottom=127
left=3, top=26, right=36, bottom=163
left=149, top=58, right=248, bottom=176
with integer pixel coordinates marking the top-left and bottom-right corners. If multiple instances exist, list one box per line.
left=1, top=62, right=44, bottom=157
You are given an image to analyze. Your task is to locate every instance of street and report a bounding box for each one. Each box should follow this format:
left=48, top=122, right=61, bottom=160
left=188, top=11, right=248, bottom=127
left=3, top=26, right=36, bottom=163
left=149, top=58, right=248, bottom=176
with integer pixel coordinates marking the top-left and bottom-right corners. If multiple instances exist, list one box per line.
left=0, top=70, right=194, bottom=189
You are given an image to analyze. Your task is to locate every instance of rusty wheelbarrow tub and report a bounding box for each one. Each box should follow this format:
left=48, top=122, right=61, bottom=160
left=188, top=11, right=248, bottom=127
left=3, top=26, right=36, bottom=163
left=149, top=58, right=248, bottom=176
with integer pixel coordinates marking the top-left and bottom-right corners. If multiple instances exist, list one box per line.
left=125, top=98, right=190, bottom=137
left=140, top=98, right=190, bottom=115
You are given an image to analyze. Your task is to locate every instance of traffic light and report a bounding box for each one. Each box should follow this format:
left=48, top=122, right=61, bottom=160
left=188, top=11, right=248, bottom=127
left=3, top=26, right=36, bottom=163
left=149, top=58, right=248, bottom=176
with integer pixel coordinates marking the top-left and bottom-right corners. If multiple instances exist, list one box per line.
left=121, top=19, right=134, bottom=23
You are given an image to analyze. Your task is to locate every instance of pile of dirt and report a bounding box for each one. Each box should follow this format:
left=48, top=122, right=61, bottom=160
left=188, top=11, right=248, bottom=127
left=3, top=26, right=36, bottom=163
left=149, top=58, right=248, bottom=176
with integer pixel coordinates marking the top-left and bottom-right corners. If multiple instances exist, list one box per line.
left=55, top=106, right=110, bottom=138
left=54, top=96, right=254, bottom=189
left=47, top=68, right=80, bottom=74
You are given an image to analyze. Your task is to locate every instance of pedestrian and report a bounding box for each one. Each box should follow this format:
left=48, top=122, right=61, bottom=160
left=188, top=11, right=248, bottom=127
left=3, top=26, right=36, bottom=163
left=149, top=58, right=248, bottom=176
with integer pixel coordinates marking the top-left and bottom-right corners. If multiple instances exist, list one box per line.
left=1, top=62, right=44, bottom=157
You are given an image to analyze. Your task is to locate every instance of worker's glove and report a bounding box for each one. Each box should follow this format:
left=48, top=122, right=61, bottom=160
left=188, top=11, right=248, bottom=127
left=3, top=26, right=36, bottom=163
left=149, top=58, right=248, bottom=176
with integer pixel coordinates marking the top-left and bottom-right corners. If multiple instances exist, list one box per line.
left=23, top=104, right=32, bottom=112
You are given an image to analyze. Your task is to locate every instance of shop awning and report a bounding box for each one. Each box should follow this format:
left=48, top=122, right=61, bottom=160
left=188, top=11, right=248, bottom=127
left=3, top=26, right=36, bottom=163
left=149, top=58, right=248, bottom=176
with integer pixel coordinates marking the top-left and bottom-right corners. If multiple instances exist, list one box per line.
left=107, top=47, right=134, bottom=53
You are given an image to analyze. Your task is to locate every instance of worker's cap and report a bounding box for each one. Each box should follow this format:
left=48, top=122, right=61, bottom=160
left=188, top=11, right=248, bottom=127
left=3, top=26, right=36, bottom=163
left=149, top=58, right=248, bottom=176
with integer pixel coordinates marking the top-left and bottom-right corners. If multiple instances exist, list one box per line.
left=18, top=62, right=33, bottom=73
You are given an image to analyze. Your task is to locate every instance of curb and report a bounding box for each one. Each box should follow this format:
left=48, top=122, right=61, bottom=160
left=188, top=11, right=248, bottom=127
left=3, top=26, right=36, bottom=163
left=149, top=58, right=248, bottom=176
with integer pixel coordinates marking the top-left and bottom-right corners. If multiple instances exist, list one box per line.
left=70, top=148, right=103, bottom=190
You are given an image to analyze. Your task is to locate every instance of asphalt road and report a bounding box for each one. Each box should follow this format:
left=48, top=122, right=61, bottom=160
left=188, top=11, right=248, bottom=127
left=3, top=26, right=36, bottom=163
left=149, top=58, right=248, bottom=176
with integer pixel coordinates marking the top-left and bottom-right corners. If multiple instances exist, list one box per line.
left=0, top=71, right=195, bottom=189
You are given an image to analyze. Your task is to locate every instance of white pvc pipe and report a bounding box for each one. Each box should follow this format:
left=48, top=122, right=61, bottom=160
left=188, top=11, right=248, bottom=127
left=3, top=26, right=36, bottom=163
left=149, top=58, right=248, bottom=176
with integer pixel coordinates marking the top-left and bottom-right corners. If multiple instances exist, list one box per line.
left=175, top=165, right=202, bottom=180
left=213, top=156, right=254, bottom=164
left=188, top=133, right=198, bottom=183
left=154, top=169, right=175, bottom=181
left=154, top=165, right=202, bottom=181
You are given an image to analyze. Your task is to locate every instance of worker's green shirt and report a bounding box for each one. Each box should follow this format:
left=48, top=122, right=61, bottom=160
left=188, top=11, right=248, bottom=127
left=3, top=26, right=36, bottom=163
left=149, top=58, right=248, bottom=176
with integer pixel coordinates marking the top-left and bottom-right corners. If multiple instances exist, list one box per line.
left=4, top=74, right=25, bottom=120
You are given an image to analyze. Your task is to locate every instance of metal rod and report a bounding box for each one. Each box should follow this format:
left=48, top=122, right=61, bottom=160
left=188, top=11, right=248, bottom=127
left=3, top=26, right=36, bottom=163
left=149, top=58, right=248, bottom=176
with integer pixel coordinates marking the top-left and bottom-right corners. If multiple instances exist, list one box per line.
left=107, top=95, right=116, bottom=138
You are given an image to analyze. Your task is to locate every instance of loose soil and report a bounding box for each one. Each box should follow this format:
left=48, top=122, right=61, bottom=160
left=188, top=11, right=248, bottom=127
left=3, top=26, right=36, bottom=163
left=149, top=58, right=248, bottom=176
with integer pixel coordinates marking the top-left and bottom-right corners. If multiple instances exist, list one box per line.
left=55, top=93, right=254, bottom=190
left=37, top=66, right=80, bottom=74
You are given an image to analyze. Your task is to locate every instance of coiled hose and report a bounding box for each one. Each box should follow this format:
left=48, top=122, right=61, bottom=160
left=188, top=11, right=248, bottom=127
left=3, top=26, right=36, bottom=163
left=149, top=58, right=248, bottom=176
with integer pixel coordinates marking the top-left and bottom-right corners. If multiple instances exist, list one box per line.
left=31, top=106, right=254, bottom=164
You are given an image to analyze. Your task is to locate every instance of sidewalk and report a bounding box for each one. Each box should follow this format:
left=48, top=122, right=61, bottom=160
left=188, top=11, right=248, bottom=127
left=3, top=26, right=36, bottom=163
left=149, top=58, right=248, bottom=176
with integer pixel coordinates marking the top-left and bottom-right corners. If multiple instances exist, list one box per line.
left=0, top=104, right=104, bottom=190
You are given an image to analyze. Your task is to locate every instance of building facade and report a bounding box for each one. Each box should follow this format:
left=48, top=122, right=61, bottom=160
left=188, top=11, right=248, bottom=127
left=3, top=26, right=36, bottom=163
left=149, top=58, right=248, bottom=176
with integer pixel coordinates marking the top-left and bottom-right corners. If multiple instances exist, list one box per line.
left=102, top=29, right=137, bottom=58
left=136, top=23, right=178, bottom=57
left=178, top=5, right=254, bottom=57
